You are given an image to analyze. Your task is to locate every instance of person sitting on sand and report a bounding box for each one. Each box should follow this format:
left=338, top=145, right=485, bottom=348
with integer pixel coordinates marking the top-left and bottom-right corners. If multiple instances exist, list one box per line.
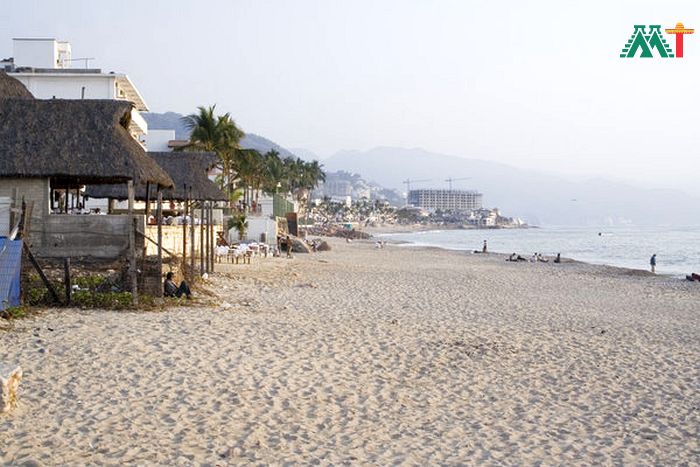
left=554, top=253, right=561, bottom=263
left=537, top=253, right=549, bottom=263
left=507, top=253, right=527, bottom=262
left=164, top=272, right=191, bottom=299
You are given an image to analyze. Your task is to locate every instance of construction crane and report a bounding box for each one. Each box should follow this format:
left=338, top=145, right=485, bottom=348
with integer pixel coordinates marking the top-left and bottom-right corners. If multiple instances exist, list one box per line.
left=402, top=178, right=431, bottom=192
left=402, top=179, right=431, bottom=206
left=444, top=177, right=471, bottom=190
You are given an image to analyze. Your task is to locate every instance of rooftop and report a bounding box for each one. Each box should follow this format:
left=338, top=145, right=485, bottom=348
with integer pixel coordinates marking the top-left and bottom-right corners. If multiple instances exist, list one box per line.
left=0, top=97, right=172, bottom=187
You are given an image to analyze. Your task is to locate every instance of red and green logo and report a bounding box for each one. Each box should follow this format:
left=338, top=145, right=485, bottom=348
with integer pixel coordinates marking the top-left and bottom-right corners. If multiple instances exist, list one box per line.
left=620, top=23, right=694, bottom=58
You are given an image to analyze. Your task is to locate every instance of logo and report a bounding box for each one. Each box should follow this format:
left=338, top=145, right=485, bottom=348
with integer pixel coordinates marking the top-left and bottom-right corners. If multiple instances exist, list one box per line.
left=620, top=23, right=694, bottom=58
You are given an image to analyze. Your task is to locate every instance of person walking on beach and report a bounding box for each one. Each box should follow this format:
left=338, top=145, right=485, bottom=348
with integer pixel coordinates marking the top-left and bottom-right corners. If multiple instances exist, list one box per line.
left=482, top=240, right=488, bottom=253
left=650, top=254, right=657, bottom=274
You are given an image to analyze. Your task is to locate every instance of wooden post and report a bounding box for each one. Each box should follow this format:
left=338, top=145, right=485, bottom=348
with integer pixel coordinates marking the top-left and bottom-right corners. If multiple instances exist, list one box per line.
left=145, top=182, right=151, bottom=217
left=127, top=180, right=138, bottom=306
left=202, top=203, right=211, bottom=273
left=23, top=243, right=59, bottom=304
left=199, top=201, right=205, bottom=274
left=208, top=203, right=214, bottom=272
left=143, top=182, right=151, bottom=258
left=63, top=258, right=71, bottom=306
left=182, top=185, right=188, bottom=273
left=189, top=189, right=195, bottom=274
left=156, top=187, right=163, bottom=296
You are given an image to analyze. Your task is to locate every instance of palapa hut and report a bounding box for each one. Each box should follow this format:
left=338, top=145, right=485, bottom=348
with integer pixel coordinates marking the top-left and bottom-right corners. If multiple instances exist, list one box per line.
left=0, top=96, right=173, bottom=259
left=85, top=152, right=226, bottom=276
left=85, top=152, right=226, bottom=204
left=0, top=71, right=34, bottom=99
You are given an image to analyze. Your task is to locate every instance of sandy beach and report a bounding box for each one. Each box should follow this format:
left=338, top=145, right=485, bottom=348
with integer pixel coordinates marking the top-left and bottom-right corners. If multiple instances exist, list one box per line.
left=1, top=238, right=699, bottom=465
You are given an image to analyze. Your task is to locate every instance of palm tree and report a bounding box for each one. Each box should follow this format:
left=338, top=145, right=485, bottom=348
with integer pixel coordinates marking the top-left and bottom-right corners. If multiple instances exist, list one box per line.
left=180, top=105, right=244, bottom=203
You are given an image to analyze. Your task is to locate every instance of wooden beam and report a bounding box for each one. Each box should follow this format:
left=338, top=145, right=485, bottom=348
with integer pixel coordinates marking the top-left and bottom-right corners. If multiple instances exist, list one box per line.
left=203, top=202, right=211, bottom=273
left=189, top=189, right=195, bottom=275
left=157, top=187, right=163, bottom=296
left=182, top=185, right=187, bottom=272
left=22, top=243, right=59, bottom=304
left=200, top=201, right=205, bottom=274
left=127, top=180, right=138, bottom=306
left=136, top=229, right=176, bottom=257
left=208, top=203, right=214, bottom=272
left=145, top=182, right=151, bottom=217
left=63, top=258, right=71, bottom=306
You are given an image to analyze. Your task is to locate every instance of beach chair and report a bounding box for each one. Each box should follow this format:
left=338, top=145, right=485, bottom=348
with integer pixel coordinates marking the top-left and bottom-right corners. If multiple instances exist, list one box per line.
left=215, top=245, right=229, bottom=263
left=231, top=245, right=251, bottom=264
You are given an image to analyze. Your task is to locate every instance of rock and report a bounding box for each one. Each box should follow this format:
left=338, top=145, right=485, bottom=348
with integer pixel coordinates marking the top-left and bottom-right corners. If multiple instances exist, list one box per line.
left=316, top=241, right=331, bottom=251
left=290, top=237, right=312, bottom=254
left=0, top=364, right=22, bottom=413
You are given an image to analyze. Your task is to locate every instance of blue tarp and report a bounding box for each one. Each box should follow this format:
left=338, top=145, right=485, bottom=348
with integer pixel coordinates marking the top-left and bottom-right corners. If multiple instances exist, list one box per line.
left=0, top=237, right=22, bottom=311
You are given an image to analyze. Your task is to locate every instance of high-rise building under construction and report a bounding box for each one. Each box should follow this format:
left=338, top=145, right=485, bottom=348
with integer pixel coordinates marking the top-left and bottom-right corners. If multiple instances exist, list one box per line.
left=408, top=189, right=483, bottom=212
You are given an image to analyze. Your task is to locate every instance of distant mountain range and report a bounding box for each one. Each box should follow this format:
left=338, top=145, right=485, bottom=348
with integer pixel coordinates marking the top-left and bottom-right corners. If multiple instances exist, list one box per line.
left=142, top=112, right=297, bottom=159
left=143, top=113, right=699, bottom=225
left=321, top=147, right=700, bottom=226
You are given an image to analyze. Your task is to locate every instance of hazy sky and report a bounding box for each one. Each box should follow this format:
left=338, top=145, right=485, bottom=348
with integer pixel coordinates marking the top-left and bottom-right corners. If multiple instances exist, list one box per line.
left=3, top=1, right=700, bottom=193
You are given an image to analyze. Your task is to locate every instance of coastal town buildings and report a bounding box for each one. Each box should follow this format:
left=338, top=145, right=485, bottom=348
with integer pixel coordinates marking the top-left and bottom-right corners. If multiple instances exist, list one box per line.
left=408, top=188, right=483, bottom=212
left=2, top=38, right=149, bottom=142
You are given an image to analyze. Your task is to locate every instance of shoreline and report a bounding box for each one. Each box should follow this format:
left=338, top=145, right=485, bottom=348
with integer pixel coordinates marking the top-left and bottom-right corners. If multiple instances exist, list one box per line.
left=368, top=225, right=693, bottom=279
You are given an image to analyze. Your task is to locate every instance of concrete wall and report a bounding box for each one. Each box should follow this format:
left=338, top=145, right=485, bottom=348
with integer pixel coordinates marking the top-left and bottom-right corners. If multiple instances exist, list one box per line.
left=0, top=178, right=50, bottom=244
left=144, top=224, right=221, bottom=258
left=13, top=73, right=116, bottom=100
left=0, top=178, right=147, bottom=259
left=13, top=39, right=59, bottom=68
left=145, top=130, right=175, bottom=152
left=241, top=217, right=277, bottom=244
left=36, top=215, right=144, bottom=259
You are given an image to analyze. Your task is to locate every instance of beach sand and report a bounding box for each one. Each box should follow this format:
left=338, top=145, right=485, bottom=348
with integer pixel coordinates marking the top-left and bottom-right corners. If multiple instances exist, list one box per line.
left=1, top=238, right=699, bottom=465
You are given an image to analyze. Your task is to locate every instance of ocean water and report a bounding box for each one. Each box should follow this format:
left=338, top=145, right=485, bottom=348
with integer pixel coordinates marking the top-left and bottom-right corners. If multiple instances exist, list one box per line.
left=378, top=225, right=700, bottom=277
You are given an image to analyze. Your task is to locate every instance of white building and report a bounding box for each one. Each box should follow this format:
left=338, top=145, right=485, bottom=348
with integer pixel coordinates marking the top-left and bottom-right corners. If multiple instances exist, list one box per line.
left=408, top=189, right=483, bottom=212
left=144, top=130, right=176, bottom=152
left=4, top=38, right=149, bottom=142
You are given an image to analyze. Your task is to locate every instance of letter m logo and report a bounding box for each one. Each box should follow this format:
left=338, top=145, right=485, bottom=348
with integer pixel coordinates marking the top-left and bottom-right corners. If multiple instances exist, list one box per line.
left=621, top=25, right=675, bottom=57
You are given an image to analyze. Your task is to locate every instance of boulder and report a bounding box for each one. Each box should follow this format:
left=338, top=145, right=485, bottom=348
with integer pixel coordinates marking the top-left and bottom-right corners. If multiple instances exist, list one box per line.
left=290, top=237, right=312, bottom=254
left=0, top=364, right=22, bottom=413
left=316, top=241, right=331, bottom=251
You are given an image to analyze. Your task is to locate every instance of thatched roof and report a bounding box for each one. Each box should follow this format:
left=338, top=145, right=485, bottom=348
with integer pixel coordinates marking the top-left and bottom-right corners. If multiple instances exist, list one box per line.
left=85, top=152, right=226, bottom=202
left=0, top=72, right=34, bottom=99
left=0, top=99, right=173, bottom=186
